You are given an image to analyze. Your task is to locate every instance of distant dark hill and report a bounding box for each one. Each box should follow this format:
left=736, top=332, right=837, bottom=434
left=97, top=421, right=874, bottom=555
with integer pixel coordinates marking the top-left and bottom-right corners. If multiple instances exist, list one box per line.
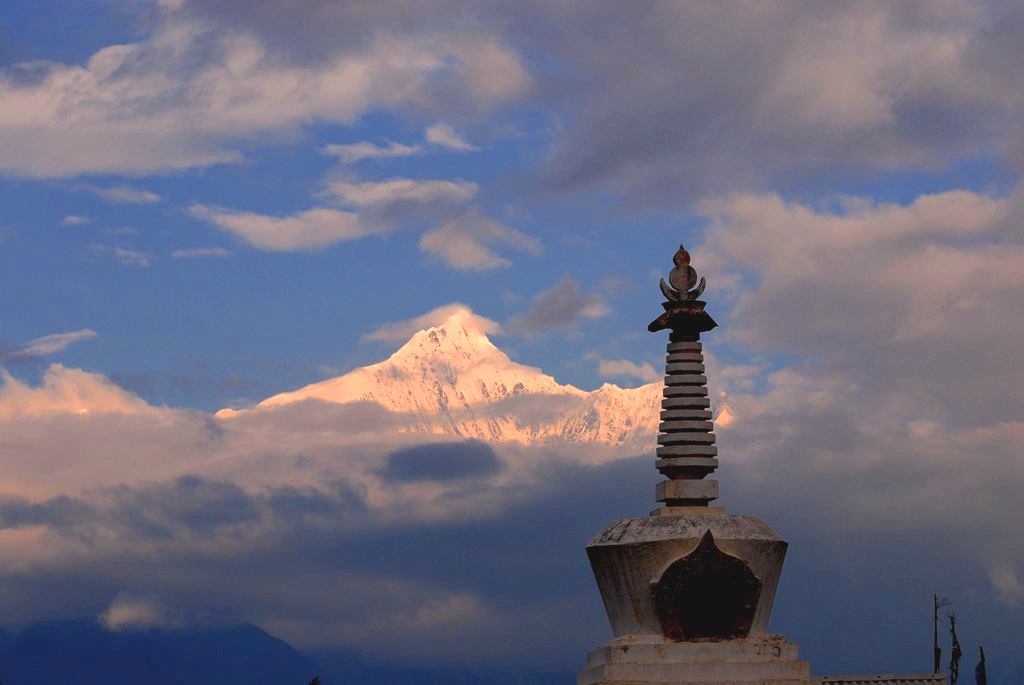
left=0, top=619, right=320, bottom=685
left=0, top=619, right=574, bottom=685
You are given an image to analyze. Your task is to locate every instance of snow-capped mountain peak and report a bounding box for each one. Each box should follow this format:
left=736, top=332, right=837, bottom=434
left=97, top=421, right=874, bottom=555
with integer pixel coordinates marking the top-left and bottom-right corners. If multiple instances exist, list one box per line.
left=387, top=311, right=510, bottom=369
left=218, top=309, right=661, bottom=447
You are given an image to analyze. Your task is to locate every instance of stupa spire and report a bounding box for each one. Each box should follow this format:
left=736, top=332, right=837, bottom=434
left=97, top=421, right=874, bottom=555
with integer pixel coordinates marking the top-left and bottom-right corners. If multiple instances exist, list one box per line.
left=578, top=244, right=940, bottom=685
left=648, top=245, right=719, bottom=509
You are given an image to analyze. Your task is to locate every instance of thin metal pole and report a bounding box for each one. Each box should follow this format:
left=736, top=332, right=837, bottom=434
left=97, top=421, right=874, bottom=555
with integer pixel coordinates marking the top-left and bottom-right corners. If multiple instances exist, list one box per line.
left=933, top=594, right=950, bottom=673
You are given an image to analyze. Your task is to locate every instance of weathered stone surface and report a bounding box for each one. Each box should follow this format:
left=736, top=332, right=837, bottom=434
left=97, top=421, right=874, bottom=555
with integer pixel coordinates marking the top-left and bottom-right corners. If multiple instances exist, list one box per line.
left=656, top=459, right=718, bottom=480
left=655, top=457, right=719, bottom=470
left=665, top=374, right=708, bottom=386
left=656, top=479, right=719, bottom=502
left=649, top=505, right=726, bottom=518
left=582, top=243, right=933, bottom=685
left=579, top=634, right=811, bottom=685
left=659, top=420, right=715, bottom=433
left=585, top=245, right=793, bottom=681
left=815, top=676, right=947, bottom=685
left=663, top=386, right=709, bottom=398
left=661, top=408, right=713, bottom=420
left=656, top=444, right=718, bottom=457
left=662, top=396, right=711, bottom=409
left=667, top=351, right=704, bottom=363
left=586, top=514, right=788, bottom=640
left=587, top=634, right=801, bottom=666
left=658, top=432, right=716, bottom=445
left=666, top=362, right=706, bottom=374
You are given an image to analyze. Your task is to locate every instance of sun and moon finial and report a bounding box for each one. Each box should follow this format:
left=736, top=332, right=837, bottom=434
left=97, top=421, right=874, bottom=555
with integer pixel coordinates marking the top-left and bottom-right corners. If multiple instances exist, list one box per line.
left=648, top=243, right=716, bottom=335
left=659, top=244, right=706, bottom=301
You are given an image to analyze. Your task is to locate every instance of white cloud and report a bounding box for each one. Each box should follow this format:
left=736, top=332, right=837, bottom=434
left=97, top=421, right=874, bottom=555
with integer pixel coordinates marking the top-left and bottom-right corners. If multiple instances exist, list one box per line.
left=362, top=303, right=502, bottom=343
left=0, top=364, right=153, bottom=419
left=712, top=400, right=735, bottom=428
left=595, top=358, right=659, bottom=384
left=506, top=276, right=608, bottom=334
left=988, top=561, right=1024, bottom=607
left=533, top=2, right=1024, bottom=202
left=189, top=204, right=366, bottom=251
left=104, top=227, right=140, bottom=237
left=171, top=247, right=232, bottom=258
left=425, top=123, right=478, bottom=152
left=114, top=247, right=151, bottom=267
left=420, top=209, right=540, bottom=271
left=322, top=124, right=476, bottom=170
left=0, top=349, right=1021, bottom=664
left=100, top=594, right=181, bottom=631
left=0, top=13, right=530, bottom=177
left=327, top=178, right=477, bottom=208
left=88, top=244, right=152, bottom=268
left=60, top=215, right=91, bottom=226
left=323, top=140, right=422, bottom=165
left=659, top=184, right=1024, bottom=623
left=688, top=188, right=1024, bottom=468
left=193, top=178, right=529, bottom=268
left=0, top=361, right=620, bottom=663
left=77, top=184, right=161, bottom=205
left=698, top=188, right=1022, bottom=350
left=6, top=329, right=98, bottom=360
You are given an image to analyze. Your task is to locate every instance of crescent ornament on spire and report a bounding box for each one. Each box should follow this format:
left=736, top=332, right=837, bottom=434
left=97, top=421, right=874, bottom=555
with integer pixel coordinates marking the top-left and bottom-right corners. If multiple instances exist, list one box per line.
left=658, top=244, right=706, bottom=301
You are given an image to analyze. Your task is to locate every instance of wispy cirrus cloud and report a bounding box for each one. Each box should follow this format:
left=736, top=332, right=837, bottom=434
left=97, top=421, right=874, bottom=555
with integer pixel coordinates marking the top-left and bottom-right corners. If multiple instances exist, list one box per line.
left=75, top=184, right=161, bottom=205
left=88, top=244, right=151, bottom=267
left=3, top=329, right=98, bottom=362
left=171, top=247, right=232, bottom=259
left=326, top=178, right=477, bottom=208
left=188, top=205, right=365, bottom=252
left=419, top=209, right=540, bottom=271
left=322, top=140, right=422, bottom=165
left=324, top=124, right=478, bottom=168
left=194, top=176, right=534, bottom=270
left=190, top=175, right=472, bottom=253
left=425, top=123, right=478, bottom=152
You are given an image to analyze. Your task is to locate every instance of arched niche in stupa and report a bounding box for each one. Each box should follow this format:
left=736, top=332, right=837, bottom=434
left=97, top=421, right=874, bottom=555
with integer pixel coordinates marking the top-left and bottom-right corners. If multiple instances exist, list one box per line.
left=651, top=530, right=763, bottom=641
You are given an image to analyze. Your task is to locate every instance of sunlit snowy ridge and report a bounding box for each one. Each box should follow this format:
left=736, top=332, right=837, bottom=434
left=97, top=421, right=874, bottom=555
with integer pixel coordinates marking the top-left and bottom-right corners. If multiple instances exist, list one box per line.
left=219, top=308, right=665, bottom=447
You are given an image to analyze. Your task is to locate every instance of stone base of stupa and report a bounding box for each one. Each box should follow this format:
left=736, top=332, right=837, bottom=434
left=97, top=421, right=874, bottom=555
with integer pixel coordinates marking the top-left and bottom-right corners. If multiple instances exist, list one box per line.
left=578, top=634, right=811, bottom=685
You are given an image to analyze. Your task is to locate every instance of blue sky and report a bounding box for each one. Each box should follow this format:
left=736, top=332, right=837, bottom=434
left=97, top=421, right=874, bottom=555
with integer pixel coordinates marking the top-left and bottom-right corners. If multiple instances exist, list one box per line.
left=2, top=0, right=1024, bottom=681
left=7, top=0, right=1011, bottom=413
left=2, top=0, right=1019, bottom=412
left=0, top=14, right=701, bottom=409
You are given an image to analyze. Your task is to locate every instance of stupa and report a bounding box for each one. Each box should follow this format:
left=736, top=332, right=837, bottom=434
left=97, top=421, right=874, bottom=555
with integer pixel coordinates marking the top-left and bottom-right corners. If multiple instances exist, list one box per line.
left=577, top=245, right=946, bottom=685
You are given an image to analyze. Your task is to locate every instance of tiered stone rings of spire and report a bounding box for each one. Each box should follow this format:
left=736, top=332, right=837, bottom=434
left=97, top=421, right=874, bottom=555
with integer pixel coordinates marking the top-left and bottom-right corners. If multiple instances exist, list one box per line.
left=656, top=340, right=718, bottom=483
left=648, top=245, right=720, bottom=507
